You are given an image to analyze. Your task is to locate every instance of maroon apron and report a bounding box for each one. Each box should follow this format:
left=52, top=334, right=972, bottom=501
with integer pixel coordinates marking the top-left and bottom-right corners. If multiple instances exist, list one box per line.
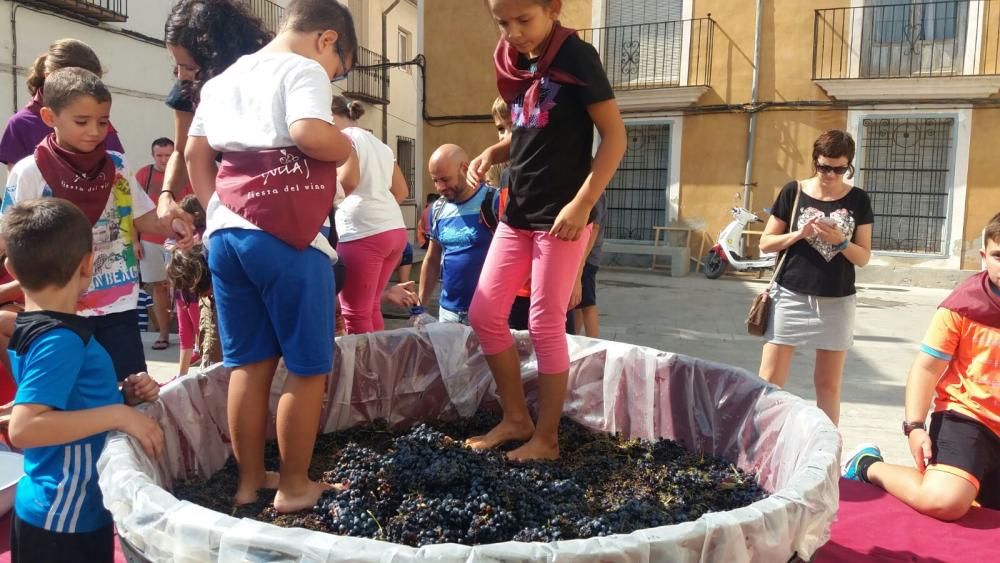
left=216, top=147, right=336, bottom=250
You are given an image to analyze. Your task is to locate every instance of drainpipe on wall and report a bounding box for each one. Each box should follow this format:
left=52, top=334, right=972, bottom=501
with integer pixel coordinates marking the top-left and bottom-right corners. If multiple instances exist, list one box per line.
left=10, top=2, right=21, bottom=113
left=742, top=0, right=764, bottom=210
left=381, top=0, right=402, bottom=143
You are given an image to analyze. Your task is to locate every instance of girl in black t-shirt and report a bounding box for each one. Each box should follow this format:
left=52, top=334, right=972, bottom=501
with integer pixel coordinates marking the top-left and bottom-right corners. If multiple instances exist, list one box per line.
left=465, top=0, right=626, bottom=461
left=758, top=130, right=874, bottom=426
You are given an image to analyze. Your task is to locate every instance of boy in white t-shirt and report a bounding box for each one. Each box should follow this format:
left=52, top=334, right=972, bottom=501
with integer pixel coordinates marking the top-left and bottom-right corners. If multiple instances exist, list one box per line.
left=185, top=0, right=356, bottom=513
left=2, top=67, right=193, bottom=386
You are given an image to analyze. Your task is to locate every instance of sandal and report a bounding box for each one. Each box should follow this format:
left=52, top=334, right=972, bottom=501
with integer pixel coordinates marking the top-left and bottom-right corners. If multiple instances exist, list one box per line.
left=152, top=340, right=169, bottom=350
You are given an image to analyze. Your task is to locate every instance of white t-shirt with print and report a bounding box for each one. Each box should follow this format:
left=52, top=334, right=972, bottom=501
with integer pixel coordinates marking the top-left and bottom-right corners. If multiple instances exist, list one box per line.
left=334, top=127, right=406, bottom=243
left=189, top=51, right=338, bottom=261
left=2, top=151, right=156, bottom=316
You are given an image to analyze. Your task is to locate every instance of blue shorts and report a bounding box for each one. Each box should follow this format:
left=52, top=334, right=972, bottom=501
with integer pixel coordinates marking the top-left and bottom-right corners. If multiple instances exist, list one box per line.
left=400, top=241, right=414, bottom=266
left=208, top=229, right=335, bottom=375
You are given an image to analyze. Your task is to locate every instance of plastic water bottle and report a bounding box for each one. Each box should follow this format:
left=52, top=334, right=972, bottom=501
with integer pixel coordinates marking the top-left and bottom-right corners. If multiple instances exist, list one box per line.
left=409, top=305, right=437, bottom=328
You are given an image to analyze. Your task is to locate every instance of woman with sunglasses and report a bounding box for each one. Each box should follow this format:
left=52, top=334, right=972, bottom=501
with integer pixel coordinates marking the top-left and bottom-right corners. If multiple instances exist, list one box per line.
left=330, top=94, right=409, bottom=334
left=757, top=130, right=874, bottom=426
left=156, top=0, right=272, bottom=224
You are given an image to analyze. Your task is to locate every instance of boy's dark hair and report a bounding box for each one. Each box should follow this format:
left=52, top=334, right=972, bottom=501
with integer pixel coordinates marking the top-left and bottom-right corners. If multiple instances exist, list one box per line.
left=179, top=195, right=207, bottom=232
left=812, top=130, right=856, bottom=178
left=426, top=193, right=441, bottom=205
left=164, top=0, right=272, bottom=104
left=283, top=0, right=358, bottom=67
left=167, top=243, right=211, bottom=296
left=985, top=211, right=1000, bottom=246
left=42, top=67, right=111, bottom=113
left=151, top=137, right=174, bottom=151
left=27, top=38, right=103, bottom=97
left=1, top=199, right=92, bottom=292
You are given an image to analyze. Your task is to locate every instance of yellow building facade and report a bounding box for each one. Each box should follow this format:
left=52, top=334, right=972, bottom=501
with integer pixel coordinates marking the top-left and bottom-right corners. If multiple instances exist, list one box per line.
left=418, top=0, right=1000, bottom=280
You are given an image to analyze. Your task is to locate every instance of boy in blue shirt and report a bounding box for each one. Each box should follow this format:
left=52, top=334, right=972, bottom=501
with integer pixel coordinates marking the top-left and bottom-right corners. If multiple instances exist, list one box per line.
left=4, top=198, right=164, bottom=563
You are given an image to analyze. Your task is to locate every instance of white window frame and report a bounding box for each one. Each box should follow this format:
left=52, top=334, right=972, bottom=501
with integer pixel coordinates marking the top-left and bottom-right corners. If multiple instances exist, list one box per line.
left=596, top=116, right=684, bottom=242
left=398, top=27, right=412, bottom=72
left=846, top=106, right=971, bottom=269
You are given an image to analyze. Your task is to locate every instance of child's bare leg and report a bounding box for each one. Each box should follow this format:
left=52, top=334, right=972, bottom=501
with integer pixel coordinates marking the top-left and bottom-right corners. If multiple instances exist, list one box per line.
left=582, top=306, right=600, bottom=338
left=466, top=346, right=534, bottom=450
left=868, top=462, right=978, bottom=521
left=178, top=348, right=192, bottom=376
left=229, top=356, right=281, bottom=505
left=273, top=373, right=333, bottom=513
left=508, top=370, right=567, bottom=461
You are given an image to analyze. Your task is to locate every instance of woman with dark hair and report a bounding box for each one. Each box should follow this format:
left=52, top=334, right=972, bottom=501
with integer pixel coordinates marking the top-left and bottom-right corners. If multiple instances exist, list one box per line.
left=156, top=0, right=272, bottom=218
left=757, top=130, right=874, bottom=426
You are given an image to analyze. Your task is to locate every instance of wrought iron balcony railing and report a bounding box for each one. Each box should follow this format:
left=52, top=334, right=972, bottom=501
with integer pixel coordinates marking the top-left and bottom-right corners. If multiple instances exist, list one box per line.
left=578, top=18, right=714, bottom=90
left=21, top=0, right=127, bottom=22
left=245, top=0, right=282, bottom=35
left=345, top=46, right=389, bottom=105
left=813, top=0, right=1000, bottom=79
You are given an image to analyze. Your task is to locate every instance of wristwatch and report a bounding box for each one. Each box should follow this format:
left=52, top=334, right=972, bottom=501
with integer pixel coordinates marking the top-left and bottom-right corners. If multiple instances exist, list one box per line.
left=902, top=421, right=926, bottom=436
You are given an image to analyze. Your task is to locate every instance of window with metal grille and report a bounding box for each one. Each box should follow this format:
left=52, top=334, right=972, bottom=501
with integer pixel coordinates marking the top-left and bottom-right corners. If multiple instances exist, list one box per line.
left=396, top=136, right=416, bottom=200
left=601, top=0, right=685, bottom=87
left=861, top=0, right=970, bottom=77
left=604, top=124, right=671, bottom=242
left=858, top=117, right=954, bottom=254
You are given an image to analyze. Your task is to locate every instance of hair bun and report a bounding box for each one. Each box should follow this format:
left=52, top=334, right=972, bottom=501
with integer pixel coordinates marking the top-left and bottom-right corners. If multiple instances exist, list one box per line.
left=348, top=101, right=365, bottom=121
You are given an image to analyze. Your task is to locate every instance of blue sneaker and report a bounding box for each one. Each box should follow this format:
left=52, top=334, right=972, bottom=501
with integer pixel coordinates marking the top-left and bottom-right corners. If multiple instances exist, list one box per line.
left=841, top=443, right=883, bottom=482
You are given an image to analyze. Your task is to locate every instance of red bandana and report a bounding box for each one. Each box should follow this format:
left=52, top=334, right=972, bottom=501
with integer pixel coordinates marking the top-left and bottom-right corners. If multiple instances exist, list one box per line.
left=33, top=134, right=115, bottom=225
left=939, top=271, right=1000, bottom=328
left=494, top=23, right=586, bottom=119
left=216, top=147, right=336, bottom=250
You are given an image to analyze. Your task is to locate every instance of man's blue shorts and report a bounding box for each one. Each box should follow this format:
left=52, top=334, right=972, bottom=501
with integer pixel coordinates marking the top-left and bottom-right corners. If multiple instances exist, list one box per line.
left=208, top=229, right=334, bottom=375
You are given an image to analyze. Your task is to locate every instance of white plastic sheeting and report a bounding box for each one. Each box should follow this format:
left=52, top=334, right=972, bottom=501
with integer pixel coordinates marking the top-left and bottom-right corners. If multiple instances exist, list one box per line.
left=98, top=323, right=840, bottom=562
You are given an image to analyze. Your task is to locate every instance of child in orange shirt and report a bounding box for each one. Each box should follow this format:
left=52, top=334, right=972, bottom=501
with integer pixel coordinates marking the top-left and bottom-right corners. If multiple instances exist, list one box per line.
left=842, top=211, right=1000, bottom=520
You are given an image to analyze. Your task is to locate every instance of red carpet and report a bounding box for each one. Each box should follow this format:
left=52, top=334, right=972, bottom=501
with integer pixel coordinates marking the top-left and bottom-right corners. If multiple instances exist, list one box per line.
left=0, top=512, right=127, bottom=563
left=814, top=479, right=1000, bottom=563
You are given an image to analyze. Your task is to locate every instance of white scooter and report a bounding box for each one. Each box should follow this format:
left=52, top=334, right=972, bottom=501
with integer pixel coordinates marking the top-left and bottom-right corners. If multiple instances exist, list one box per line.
left=702, top=204, right=777, bottom=279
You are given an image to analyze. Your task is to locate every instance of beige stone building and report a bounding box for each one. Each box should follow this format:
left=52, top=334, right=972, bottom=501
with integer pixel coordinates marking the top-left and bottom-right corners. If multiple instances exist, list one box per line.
left=418, top=0, right=1000, bottom=283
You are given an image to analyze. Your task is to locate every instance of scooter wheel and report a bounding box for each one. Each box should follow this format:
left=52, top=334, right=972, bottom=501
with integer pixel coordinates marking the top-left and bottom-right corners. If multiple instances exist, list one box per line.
left=703, top=252, right=727, bottom=279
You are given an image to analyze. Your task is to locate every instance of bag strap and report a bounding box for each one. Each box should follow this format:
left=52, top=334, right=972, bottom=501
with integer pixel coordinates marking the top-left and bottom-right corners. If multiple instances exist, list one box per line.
left=765, top=181, right=803, bottom=290
left=141, top=165, right=155, bottom=194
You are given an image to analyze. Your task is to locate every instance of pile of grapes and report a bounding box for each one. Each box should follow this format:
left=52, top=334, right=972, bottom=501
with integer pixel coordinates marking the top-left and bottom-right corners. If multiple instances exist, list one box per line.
left=175, top=415, right=767, bottom=547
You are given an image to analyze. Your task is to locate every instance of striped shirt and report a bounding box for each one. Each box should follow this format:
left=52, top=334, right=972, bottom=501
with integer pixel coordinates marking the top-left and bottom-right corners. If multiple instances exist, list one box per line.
left=136, top=289, right=152, bottom=332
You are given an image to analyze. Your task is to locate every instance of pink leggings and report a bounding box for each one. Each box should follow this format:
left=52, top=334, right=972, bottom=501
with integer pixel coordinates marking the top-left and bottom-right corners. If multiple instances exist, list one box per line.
left=469, top=223, right=591, bottom=374
left=176, top=297, right=200, bottom=350
left=337, top=228, right=407, bottom=334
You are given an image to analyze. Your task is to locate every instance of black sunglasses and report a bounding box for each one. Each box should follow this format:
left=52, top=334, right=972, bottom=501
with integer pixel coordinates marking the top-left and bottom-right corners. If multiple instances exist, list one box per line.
left=816, top=164, right=849, bottom=175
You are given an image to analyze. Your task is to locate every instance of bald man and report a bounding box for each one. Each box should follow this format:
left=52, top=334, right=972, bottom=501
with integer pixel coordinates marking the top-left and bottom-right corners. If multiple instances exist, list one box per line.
left=418, top=144, right=502, bottom=324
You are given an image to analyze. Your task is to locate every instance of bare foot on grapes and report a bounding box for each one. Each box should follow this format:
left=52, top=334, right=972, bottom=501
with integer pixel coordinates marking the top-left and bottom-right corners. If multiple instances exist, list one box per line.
left=273, top=480, right=338, bottom=514
left=466, top=419, right=534, bottom=450
left=507, top=437, right=559, bottom=461
left=234, top=471, right=281, bottom=505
